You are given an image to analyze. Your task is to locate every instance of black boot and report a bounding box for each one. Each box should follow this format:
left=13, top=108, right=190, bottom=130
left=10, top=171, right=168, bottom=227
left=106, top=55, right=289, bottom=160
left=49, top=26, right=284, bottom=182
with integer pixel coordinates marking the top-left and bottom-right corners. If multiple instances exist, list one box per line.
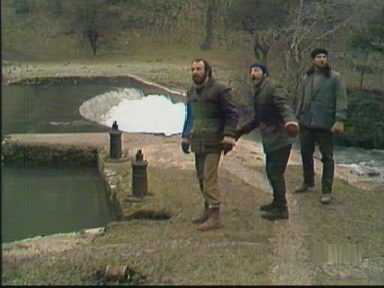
left=199, top=179, right=204, bottom=192
left=259, top=199, right=279, bottom=212
left=261, top=205, right=289, bottom=221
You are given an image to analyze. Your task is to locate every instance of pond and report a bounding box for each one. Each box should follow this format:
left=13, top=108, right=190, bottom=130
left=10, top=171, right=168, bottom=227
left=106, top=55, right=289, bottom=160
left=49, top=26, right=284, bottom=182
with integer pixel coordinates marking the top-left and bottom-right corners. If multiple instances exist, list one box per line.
left=2, top=83, right=113, bottom=243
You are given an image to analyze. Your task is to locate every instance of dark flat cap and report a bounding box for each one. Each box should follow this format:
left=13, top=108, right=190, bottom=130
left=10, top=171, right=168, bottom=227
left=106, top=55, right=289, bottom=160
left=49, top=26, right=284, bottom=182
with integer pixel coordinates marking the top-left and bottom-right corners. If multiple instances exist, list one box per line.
left=249, top=63, right=269, bottom=76
left=311, top=48, right=328, bottom=58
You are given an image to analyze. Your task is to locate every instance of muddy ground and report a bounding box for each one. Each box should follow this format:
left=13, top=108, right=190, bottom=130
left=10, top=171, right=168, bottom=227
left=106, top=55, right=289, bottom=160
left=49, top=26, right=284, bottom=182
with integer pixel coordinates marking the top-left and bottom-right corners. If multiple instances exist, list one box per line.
left=1, top=59, right=383, bottom=285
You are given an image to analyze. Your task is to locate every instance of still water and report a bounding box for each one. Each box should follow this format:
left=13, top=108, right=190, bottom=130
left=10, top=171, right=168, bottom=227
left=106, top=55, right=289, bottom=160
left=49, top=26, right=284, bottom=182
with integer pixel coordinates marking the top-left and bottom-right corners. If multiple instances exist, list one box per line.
left=2, top=165, right=111, bottom=243
left=1, top=83, right=114, bottom=243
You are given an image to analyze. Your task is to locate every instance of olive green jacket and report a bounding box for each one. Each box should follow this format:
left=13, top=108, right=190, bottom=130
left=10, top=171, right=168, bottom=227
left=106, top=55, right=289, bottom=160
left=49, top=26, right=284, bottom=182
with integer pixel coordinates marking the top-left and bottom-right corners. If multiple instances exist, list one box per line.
left=296, top=68, right=348, bottom=129
left=241, top=77, right=297, bottom=153
left=182, top=77, right=239, bottom=153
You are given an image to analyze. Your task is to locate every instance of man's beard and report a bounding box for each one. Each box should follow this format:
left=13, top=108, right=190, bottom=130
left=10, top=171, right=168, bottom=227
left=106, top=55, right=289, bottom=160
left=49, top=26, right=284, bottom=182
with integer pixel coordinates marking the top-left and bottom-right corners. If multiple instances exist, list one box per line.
left=193, top=73, right=207, bottom=85
left=314, top=61, right=327, bottom=69
left=251, top=76, right=263, bottom=84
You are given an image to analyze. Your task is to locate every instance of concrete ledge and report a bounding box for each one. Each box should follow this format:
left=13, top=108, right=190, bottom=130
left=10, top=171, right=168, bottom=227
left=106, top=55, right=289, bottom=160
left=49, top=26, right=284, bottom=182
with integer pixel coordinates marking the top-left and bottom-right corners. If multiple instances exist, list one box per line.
left=2, top=133, right=109, bottom=147
left=8, top=75, right=185, bottom=102
left=2, top=133, right=108, bottom=166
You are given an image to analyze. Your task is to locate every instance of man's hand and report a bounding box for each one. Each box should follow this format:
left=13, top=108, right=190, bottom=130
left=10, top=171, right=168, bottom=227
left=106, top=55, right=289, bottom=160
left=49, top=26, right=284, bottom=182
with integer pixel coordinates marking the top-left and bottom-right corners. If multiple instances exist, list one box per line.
left=284, top=121, right=299, bottom=137
left=222, top=136, right=236, bottom=155
left=181, top=138, right=190, bottom=154
left=330, top=121, right=344, bottom=134
left=235, top=129, right=245, bottom=141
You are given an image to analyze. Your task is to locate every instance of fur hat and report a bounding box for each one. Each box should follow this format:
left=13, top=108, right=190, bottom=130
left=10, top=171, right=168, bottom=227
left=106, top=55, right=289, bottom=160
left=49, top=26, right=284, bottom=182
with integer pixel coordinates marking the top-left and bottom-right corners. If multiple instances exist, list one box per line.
left=249, top=63, right=269, bottom=76
left=311, top=48, right=328, bottom=59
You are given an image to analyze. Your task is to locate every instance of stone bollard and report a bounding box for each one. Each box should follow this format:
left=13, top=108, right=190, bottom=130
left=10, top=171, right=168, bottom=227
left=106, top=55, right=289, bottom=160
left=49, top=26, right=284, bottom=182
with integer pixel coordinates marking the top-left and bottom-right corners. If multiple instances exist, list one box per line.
left=132, top=149, right=148, bottom=198
left=104, top=265, right=128, bottom=281
left=109, top=121, right=122, bottom=159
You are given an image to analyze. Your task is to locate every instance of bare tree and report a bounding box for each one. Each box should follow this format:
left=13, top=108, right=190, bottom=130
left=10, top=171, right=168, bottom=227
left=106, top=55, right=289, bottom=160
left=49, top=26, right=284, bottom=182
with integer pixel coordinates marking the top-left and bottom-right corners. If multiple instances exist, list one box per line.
left=72, top=0, right=123, bottom=56
left=86, top=30, right=100, bottom=55
left=283, top=1, right=345, bottom=94
left=200, top=0, right=217, bottom=50
left=347, top=3, right=384, bottom=89
left=73, top=0, right=104, bottom=55
left=227, top=0, right=287, bottom=64
left=349, top=4, right=384, bottom=54
left=252, top=29, right=280, bottom=64
left=276, top=0, right=382, bottom=107
left=14, top=0, right=29, bottom=14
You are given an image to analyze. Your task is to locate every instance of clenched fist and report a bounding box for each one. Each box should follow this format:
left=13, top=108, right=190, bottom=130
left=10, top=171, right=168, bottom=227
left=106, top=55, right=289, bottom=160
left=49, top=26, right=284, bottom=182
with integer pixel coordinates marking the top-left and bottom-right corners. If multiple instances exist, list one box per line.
left=222, top=136, right=236, bottom=155
left=330, top=121, right=344, bottom=134
left=284, top=121, right=299, bottom=137
left=181, top=138, right=190, bottom=154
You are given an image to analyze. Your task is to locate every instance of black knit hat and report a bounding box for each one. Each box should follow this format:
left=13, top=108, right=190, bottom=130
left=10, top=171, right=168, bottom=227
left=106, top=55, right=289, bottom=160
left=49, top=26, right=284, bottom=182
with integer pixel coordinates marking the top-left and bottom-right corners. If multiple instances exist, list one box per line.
left=310, top=48, right=328, bottom=59
left=249, top=63, right=269, bottom=76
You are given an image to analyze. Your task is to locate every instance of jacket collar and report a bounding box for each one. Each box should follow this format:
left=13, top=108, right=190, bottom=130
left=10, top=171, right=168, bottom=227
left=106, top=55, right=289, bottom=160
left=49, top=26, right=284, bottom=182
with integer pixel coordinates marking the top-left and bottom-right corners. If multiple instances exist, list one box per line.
left=195, top=77, right=214, bottom=92
left=253, top=76, right=269, bottom=91
left=306, top=64, right=331, bottom=77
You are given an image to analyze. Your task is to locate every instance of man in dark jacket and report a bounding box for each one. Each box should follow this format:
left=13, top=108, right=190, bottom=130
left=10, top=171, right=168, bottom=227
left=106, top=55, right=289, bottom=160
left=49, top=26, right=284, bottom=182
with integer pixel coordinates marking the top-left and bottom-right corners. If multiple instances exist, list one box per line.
left=181, top=58, right=239, bottom=231
left=236, top=63, right=299, bottom=221
left=295, top=48, right=348, bottom=204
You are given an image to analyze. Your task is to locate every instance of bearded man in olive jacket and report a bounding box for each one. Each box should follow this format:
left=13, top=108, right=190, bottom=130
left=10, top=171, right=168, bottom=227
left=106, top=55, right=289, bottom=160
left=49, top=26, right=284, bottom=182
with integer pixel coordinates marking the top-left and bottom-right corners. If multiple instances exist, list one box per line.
left=181, top=58, right=239, bottom=231
left=236, top=63, right=299, bottom=221
left=295, top=48, right=348, bottom=204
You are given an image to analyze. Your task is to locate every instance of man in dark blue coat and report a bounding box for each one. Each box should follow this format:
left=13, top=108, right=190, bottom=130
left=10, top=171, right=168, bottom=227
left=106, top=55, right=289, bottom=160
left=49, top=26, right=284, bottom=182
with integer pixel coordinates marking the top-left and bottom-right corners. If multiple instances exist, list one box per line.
left=236, top=63, right=299, bottom=220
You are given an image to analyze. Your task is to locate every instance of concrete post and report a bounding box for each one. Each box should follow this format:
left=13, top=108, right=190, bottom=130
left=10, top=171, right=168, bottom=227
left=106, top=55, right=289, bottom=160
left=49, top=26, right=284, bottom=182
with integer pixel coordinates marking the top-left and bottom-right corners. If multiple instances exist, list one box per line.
left=109, top=121, right=122, bottom=159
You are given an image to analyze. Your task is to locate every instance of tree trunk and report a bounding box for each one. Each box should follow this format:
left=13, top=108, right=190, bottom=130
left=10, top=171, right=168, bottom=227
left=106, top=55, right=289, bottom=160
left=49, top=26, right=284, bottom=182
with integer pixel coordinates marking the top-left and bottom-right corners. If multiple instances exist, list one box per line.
left=360, top=70, right=365, bottom=90
left=201, top=0, right=215, bottom=50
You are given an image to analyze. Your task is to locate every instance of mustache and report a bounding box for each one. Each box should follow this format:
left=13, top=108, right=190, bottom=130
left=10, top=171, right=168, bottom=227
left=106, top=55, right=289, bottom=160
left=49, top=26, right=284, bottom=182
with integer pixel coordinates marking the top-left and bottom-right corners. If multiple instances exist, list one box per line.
left=192, top=73, right=207, bottom=82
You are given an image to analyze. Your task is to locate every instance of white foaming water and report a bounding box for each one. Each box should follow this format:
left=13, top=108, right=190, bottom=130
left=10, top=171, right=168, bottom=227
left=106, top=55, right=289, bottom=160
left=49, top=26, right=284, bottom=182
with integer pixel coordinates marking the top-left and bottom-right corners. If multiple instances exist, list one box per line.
left=102, top=94, right=185, bottom=136
left=79, top=88, right=186, bottom=136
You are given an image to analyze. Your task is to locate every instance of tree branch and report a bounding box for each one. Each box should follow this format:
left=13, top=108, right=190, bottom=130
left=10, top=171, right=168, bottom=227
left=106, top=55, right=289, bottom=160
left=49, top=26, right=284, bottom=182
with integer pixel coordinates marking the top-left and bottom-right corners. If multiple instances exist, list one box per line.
left=306, top=20, right=348, bottom=52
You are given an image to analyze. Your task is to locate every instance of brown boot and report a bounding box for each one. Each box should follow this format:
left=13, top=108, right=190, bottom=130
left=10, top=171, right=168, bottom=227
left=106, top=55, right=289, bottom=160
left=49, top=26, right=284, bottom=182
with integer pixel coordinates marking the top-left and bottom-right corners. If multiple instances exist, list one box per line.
left=198, top=207, right=221, bottom=231
left=191, top=202, right=210, bottom=224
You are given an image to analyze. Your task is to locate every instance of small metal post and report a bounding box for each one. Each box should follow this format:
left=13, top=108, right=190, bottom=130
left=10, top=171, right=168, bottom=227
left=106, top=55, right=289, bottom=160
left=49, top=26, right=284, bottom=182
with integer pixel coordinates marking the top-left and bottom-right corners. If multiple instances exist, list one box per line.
left=132, top=149, right=148, bottom=198
left=109, top=121, right=122, bottom=159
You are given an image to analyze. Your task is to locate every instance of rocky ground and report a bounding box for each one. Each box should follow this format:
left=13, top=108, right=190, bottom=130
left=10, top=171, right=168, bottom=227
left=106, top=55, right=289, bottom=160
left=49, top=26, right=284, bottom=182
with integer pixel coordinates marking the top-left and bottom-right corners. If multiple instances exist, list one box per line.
left=2, top=58, right=383, bottom=285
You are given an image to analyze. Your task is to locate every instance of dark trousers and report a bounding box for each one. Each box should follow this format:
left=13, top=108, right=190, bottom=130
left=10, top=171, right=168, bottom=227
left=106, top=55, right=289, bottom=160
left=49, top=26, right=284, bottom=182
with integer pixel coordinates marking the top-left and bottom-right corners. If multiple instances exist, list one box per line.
left=265, top=144, right=292, bottom=205
left=299, top=127, right=334, bottom=194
